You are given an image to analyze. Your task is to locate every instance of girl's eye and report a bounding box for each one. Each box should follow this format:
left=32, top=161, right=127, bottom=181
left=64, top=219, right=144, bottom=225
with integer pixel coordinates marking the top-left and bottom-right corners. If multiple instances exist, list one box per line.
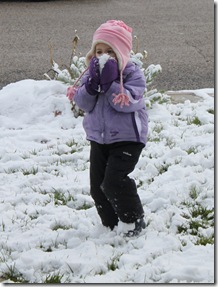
left=107, top=50, right=114, bottom=55
left=96, top=51, right=103, bottom=55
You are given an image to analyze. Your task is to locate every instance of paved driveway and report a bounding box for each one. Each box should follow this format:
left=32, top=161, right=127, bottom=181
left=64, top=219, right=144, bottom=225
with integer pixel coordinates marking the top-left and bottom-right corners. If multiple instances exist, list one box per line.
left=0, top=0, right=214, bottom=91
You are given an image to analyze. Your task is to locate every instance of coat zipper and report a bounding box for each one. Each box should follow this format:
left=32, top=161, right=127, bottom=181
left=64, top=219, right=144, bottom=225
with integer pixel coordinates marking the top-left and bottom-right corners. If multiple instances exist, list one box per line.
left=101, top=93, right=105, bottom=143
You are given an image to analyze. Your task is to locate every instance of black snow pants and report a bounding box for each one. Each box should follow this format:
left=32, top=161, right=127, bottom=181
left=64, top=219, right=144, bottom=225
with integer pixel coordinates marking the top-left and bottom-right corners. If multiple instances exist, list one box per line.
left=90, top=141, right=145, bottom=230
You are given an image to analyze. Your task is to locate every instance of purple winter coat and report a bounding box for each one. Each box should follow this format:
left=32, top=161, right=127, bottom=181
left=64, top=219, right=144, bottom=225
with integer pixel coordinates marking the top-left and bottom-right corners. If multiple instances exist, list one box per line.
left=74, top=61, right=148, bottom=145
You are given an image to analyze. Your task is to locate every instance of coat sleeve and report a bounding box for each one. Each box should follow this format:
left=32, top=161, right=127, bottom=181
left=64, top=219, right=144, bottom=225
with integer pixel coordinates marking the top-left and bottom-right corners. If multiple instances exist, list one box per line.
left=73, top=72, right=98, bottom=113
left=106, top=65, right=146, bottom=113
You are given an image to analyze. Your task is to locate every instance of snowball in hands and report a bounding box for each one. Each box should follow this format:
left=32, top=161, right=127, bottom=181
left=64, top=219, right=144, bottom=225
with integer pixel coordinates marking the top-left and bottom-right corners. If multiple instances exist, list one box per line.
left=98, top=54, right=110, bottom=74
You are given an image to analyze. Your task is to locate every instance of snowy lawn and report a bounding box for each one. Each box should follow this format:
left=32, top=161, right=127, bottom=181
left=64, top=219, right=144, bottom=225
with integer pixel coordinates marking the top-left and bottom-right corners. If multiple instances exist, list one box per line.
left=0, top=80, right=214, bottom=283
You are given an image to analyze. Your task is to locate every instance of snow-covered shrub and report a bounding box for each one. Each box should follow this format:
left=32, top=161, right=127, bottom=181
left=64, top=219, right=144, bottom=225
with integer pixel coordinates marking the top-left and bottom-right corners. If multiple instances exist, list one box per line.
left=129, top=52, right=169, bottom=108
left=45, top=56, right=87, bottom=86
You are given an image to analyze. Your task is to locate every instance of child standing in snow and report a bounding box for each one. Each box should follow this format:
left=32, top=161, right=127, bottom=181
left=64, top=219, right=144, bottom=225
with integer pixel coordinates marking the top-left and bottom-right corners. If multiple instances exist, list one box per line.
left=67, top=20, right=148, bottom=237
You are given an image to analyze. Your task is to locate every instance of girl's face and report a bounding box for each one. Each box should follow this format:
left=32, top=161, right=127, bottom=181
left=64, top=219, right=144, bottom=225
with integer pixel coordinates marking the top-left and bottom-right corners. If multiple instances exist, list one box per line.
left=95, top=43, right=117, bottom=59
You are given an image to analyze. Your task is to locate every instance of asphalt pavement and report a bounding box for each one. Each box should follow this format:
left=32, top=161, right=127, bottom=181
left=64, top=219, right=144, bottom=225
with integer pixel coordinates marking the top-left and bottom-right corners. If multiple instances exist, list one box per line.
left=0, top=0, right=214, bottom=91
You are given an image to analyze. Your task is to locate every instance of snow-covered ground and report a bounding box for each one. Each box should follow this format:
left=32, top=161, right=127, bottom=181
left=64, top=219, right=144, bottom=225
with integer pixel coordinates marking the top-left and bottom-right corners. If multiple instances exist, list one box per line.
left=0, top=79, right=214, bottom=283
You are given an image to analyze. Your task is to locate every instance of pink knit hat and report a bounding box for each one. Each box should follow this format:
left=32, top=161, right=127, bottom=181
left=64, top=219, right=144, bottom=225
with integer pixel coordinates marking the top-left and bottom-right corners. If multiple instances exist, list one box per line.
left=86, top=20, right=132, bottom=72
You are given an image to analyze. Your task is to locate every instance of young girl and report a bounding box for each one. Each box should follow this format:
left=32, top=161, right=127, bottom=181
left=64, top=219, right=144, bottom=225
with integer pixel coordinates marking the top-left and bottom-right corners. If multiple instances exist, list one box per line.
left=67, top=20, right=148, bottom=237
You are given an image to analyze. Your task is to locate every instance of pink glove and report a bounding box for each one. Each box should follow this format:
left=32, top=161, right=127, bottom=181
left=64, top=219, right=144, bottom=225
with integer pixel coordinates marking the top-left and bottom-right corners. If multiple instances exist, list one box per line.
left=66, top=86, right=78, bottom=101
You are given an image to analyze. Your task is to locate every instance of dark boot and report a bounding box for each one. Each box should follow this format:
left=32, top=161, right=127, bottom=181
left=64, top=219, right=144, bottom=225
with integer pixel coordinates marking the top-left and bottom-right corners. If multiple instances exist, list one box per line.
left=125, top=218, right=146, bottom=237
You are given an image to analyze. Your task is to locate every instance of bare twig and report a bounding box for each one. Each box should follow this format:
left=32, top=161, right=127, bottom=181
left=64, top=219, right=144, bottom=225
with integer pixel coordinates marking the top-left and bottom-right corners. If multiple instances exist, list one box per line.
left=69, top=30, right=80, bottom=66
left=134, top=35, right=139, bottom=54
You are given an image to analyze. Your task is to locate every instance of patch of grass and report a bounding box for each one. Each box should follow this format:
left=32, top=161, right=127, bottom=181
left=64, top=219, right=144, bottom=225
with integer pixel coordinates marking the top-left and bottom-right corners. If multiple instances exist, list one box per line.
left=0, top=245, right=13, bottom=263
left=53, top=189, right=74, bottom=206
left=66, top=140, right=76, bottom=148
left=186, top=146, right=198, bottom=155
left=174, top=158, right=182, bottom=165
left=39, top=243, right=53, bottom=252
left=22, top=167, right=39, bottom=175
left=147, top=177, right=155, bottom=184
left=51, top=222, right=72, bottom=231
left=44, top=273, right=64, bottom=283
left=177, top=186, right=214, bottom=245
left=2, top=264, right=27, bottom=283
left=1, top=220, right=5, bottom=232
left=66, top=140, right=79, bottom=153
left=187, top=116, right=202, bottom=125
left=153, top=123, right=164, bottom=134
left=147, top=136, right=161, bottom=143
left=189, top=185, right=199, bottom=200
left=196, top=235, right=214, bottom=246
left=156, top=162, right=171, bottom=175
left=76, top=202, right=93, bottom=210
left=165, top=137, right=176, bottom=148
left=70, top=148, right=77, bottom=154
left=137, top=179, right=144, bottom=188
left=4, top=168, right=18, bottom=174
left=207, top=108, right=214, bottom=114
left=30, top=149, right=38, bottom=156
left=107, top=255, right=120, bottom=271
left=52, top=158, right=71, bottom=166
left=191, top=205, right=214, bottom=220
